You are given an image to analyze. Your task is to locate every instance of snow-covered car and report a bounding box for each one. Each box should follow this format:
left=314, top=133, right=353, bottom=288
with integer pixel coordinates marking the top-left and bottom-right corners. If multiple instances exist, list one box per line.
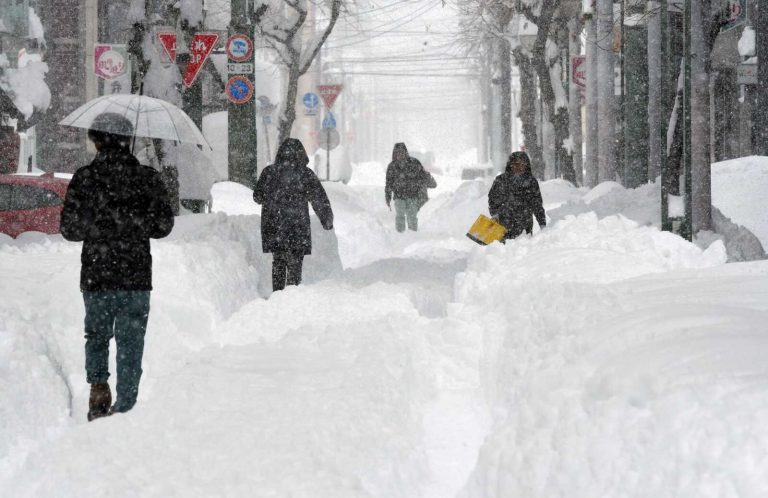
left=0, top=173, right=70, bottom=238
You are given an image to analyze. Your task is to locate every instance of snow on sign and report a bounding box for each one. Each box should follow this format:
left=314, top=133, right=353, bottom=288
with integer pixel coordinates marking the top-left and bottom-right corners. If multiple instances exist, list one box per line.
left=226, top=34, right=253, bottom=63
left=226, top=76, right=254, bottom=104
left=94, top=44, right=128, bottom=81
left=183, top=33, right=219, bottom=88
left=157, top=32, right=177, bottom=63
left=317, top=85, right=343, bottom=109
left=571, top=56, right=586, bottom=89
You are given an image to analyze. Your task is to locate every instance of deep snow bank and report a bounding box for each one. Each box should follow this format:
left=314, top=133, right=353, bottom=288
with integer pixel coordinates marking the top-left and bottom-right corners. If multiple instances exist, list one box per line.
left=0, top=212, right=341, bottom=479
left=454, top=213, right=768, bottom=497
left=549, top=179, right=765, bottom=262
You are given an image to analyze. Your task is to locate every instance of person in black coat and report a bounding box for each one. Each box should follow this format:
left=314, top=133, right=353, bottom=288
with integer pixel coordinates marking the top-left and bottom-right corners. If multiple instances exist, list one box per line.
left=488, top=151, right=546, bottom=240
left=60, top=112, right=174, bottom=421
left=384, top=143, right=436, bottom=232
left=254, top=138, right=334, bottom=292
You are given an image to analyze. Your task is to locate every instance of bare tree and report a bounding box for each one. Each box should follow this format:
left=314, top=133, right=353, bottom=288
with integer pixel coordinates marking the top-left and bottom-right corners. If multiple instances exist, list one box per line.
left=255, top=0, right=344, bottom=144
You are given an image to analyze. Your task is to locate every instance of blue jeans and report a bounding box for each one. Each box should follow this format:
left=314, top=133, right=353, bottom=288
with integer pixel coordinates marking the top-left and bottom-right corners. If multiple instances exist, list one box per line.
left=83, top=291, right=150, bottom=412
left=394, top=198, right=420, bottom=232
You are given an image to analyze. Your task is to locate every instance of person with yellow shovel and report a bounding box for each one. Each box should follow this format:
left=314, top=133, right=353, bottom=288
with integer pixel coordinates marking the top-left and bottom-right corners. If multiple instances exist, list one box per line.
left=468, top=151, right=546, bottom=245
left=488, top=151, right=546, bottom=241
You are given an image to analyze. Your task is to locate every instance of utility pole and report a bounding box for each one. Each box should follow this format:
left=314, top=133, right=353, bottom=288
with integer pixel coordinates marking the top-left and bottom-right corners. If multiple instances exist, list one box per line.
left=647, top=0, right=662, bottom=183
left=755, top=0, right=768, bottom=153
left=681, top=0, right=693, bottom=240
left=623, top=0, right=649, bottom=188
left=228, top=0, right=258, bottom=188
left=689, top=0, right=711, bottom=232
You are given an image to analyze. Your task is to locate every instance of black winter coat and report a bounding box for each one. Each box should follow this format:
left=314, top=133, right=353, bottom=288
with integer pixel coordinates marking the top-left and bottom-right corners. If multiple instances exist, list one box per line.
left=385, top=158, right=436, bottom=203
left=488, top=168, right=546, bottom=239
left=61, top=148, right=174, bottom=291
left=253, top=141, right=333, bottom=255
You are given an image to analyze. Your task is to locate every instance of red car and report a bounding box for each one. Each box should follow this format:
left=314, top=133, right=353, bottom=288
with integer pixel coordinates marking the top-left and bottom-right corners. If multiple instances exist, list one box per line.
left=0, top=173, right=71, bottom=238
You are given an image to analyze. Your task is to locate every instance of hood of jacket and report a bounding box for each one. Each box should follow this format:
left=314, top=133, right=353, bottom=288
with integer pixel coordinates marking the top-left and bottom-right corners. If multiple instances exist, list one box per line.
left=392, top=142, right=409, bottom=162
left=505, top=151, right=533, bottom=175
left=275, top=138, right=309, bottom=168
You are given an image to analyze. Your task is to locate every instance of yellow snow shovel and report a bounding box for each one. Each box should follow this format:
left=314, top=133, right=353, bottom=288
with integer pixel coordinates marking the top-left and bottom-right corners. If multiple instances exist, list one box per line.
left=466, top=214, right=507, bottom=245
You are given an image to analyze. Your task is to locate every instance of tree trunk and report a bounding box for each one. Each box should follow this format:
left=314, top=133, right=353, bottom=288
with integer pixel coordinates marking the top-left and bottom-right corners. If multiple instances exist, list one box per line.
left=568, top=19, right=583, bottom=186
left=514, top=47, right=545, bottom=179
left=585, top=15, right=599, bottom=187
left=278, top=65, right=301, bottom=145
left=499, top=37, right=513, bottom=155
left=597, top=0, right=616, bottom=182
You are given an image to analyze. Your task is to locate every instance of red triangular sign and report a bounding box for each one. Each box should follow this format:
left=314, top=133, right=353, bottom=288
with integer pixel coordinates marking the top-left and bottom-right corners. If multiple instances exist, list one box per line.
left=158, top=32, right=177, bottom=62
left=317, top=85, right=343, bottom=109
left=183, top=33, right=219, bottom=88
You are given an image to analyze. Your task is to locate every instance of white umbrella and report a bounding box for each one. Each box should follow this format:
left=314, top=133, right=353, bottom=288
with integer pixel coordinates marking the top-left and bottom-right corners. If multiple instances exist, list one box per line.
left=59, top=94, right=211, bottom=149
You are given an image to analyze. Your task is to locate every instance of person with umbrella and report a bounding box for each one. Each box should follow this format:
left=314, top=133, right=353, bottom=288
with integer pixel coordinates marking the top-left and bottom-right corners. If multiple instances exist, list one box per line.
left=60, top=112, right=175, bottom=420
left=253, top=138, right=334, bottom=292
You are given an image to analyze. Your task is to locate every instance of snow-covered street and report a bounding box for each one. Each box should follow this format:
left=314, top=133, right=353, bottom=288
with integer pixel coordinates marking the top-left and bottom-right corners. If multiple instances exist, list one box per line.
left=2, top=161, right=768, bottom=497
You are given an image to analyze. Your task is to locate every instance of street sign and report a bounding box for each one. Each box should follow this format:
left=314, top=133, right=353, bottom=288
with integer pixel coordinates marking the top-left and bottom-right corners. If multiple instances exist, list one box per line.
left=157, top=32, right=177, bottom=62
left=226, top=75, right=254, bottom=104
left=322, top=112, right=337, bottom=129
left=227, top=63, right=253, bottom=74
left=182, top=33, right=219, bottom=88
left=721, top=0, right=747, bottom=32
left=226, top=34, right=253, bottom=62
left=303, top=92, right=320, bottom=116
left=317, top=84, right=343, bottom=109
left=571, top=55, right=586, bottom=89
left=94, top=44, right=128, bottom=81
left=318, top=128, right=340, bottom=150
left=737, top=63, right=757, bottom=85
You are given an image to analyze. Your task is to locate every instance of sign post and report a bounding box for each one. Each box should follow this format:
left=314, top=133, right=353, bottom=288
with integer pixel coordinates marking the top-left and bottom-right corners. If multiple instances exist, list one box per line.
left=94, top=44, right=131, bottom=95
left=317, top=85, right=343, bottom=181
left=227, top=18, right=257, bottom=187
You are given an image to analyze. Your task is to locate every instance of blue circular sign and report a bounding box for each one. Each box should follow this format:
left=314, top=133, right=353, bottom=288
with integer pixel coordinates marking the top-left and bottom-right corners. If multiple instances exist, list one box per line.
left=226, top=76, right=253, bottom=104
left=303, top=92, right=320, bottom=109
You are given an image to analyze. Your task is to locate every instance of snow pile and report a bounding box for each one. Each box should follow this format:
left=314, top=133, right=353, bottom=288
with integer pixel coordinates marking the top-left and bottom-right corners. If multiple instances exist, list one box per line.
left=0, top=211, right=341, bottom=482
left=0, top=61, right=51, bottom=118
left=27, top=8, right=46, bottom=45
left=738, top=26, right=756, bottom=57
left=549, top=174, right=766, bottom=262
left=2, top=156, right=768, bottom=497
left=455, top=214, right=768, bottom=498
left=712, top=156, right=768, bottom=247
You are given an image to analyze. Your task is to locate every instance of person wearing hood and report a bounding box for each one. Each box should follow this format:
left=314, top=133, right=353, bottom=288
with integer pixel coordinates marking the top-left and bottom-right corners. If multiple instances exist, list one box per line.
left=60, top=112, right=175, bottom=421
left=384, top=143, right=436, bottom=232
left=254, top=138, right=334, bottom=292
left=488, top=151, right=546, bottom=240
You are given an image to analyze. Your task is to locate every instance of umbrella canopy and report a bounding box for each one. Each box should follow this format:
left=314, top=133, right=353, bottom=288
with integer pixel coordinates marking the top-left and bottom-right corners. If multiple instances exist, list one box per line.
left=59, top=94, right=211, bottom=149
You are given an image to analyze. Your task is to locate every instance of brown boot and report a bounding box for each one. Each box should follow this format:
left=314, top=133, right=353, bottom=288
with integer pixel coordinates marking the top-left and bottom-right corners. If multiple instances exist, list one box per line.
left=87, top=383, right=112, bottom=422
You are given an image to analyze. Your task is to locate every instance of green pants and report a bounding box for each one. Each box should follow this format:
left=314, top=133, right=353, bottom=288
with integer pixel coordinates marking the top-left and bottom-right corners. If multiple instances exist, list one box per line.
left=394, top=198, right=420, bottom=232
left=83, top=291, right=150, bottom=413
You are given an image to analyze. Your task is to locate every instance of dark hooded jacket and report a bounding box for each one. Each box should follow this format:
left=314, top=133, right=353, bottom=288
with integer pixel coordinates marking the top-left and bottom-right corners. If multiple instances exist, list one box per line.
left=488, top=153, right=546, bottom=239
left=60, top=146, right=175, bottom=291
left=253, top=139, right=333, bottom=255
left=385, top=143, right=436, bottom=203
